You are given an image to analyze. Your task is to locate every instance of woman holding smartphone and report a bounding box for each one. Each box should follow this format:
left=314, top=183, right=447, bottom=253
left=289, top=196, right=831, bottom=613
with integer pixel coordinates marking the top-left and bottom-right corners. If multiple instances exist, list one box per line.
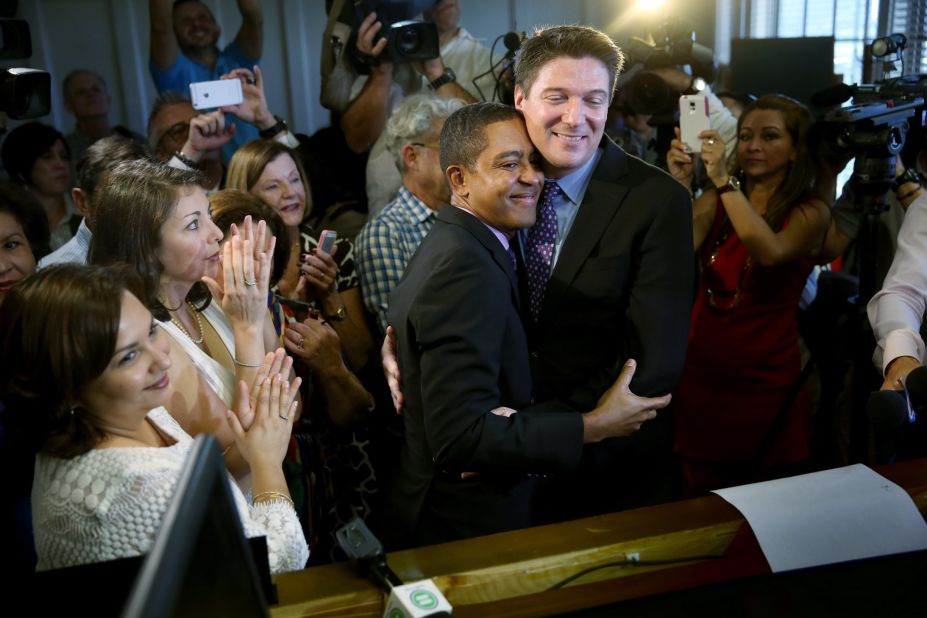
left=227, top=140, right=372, bottom=370
left=666, top=95, right=830, bottom=494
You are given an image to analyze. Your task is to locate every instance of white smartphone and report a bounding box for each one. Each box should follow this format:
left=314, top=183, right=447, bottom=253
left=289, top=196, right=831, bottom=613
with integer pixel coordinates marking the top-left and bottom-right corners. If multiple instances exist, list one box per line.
left=318, top=229, right=337, bottom=254
left=678, top=94, right=711, bottom=154
left=189, top=79, right=243, bottom=110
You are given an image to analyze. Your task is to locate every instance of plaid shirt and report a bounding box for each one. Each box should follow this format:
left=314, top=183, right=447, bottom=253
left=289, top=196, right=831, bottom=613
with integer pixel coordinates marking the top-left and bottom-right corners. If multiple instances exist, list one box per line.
left=356, top=186, right=437, bottom=334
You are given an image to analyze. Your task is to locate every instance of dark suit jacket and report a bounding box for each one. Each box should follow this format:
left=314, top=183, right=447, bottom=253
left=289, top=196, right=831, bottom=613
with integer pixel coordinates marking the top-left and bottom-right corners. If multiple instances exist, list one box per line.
left=527, top=137, right=694, bottom=407
left=387, top=205, right=584, bottom=546
left=524, top=138, right=695, bottom=513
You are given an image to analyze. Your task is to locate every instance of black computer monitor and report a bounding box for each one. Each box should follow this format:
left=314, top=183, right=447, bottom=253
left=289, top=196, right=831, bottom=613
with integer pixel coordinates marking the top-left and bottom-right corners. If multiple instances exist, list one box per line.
left=121, top=435, right=270, bottom=618
left=730, top=37, right=836, bottom=105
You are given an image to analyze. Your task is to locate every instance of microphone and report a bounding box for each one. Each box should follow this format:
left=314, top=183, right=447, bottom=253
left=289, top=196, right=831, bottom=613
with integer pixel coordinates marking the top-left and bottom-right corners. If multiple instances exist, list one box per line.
left=810, top=83, right=855, bottom=108
left=866, top=365, right=927, bottom=429
left=336, top=518, right=452, bottom=617
left=903, top=364, right=927, bottom=402
left=503, top=31, right=524, bottom=59
left=867, top=390, right=912, bottom=429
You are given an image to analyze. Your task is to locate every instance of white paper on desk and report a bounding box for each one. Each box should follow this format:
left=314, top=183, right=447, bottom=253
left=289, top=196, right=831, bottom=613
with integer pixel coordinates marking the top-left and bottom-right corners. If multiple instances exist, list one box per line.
left=713, top=464, right=927, bottom=572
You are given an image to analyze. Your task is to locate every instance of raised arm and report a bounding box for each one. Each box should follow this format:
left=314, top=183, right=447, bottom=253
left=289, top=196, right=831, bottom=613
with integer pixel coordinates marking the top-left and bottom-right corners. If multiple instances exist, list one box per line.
left=340, top=12, right=395, bottom=153
left=700, top=128, right=830, bottom=266
left=149, top=0, right=180, bottom=70
left=233, top=0, right=263, bottom=60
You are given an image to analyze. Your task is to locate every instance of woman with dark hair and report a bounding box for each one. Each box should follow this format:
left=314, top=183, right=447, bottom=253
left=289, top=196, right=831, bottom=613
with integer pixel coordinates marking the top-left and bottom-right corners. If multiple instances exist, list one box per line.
left=0, top=183, right=50, bottom=301
left=1, top=122, right=76, bottom=249
left=0, top=182, right=51, bottom=580
left=226, top=140, right=373, bottom=370
left=667, top=95, right=831, bottom=494
left=89, top=159, right=282, bottom=475
left=0, top=264, right=307, bottom=573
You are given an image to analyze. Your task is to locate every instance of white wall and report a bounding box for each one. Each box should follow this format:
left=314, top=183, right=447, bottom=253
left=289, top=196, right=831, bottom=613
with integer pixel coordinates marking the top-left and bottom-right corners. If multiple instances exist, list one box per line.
left=6, top=0, right=716, bottom=137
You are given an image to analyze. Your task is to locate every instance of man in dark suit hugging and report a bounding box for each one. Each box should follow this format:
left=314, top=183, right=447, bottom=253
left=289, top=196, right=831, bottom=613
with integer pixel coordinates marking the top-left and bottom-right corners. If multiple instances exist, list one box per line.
left=386, top=102, right=670, bottom=548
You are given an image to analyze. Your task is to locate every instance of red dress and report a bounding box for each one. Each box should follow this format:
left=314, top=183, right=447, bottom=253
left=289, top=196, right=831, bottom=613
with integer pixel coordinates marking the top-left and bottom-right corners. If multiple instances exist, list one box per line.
left=674, top=202, right=814, bottom=477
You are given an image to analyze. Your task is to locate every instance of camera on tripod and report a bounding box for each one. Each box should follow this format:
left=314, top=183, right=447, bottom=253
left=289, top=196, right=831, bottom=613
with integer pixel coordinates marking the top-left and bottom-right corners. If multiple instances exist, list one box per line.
left=619, top=20, right=717, bottom=118
left=352, top=1, right=439, bottom=66
left=0, top=0, right=50, bottom=119
left=813, top=35, right=926, bottom=210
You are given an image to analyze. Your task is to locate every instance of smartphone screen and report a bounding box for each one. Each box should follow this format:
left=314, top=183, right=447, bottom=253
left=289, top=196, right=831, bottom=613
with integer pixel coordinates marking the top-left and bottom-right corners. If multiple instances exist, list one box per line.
left=318, top=230, right=337, bottom=254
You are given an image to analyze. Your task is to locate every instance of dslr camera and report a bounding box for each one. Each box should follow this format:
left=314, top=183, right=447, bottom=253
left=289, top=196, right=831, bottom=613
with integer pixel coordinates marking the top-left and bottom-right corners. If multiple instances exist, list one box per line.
left=0, top=0, right=50, bottom=119
left=353, top=0, right=440, bottom=66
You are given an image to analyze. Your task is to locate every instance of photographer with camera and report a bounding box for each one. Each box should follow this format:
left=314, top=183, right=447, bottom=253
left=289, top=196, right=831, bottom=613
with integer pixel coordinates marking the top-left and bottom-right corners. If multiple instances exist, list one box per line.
left=340, top=1, right=496, bottom=215
left=148, top=0, right=264, bottom=163
left=672, top=95, right=832, bottom=495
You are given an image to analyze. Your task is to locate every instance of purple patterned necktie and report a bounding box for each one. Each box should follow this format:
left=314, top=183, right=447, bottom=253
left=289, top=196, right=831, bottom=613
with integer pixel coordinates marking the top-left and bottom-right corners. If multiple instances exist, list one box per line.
left=525, top=179, right=562, bottom=321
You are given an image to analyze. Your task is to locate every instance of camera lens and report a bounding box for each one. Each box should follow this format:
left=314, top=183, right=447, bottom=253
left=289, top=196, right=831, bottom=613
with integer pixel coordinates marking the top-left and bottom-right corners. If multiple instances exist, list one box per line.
left=396, top=25, right=421, bottom=54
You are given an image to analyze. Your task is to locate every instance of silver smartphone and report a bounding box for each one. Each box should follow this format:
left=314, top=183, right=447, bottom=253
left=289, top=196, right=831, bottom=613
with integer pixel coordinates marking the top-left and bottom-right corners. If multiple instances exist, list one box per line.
left=189, top=79, right=243, bottom=110
left=678, top=94, right=711, bottom=154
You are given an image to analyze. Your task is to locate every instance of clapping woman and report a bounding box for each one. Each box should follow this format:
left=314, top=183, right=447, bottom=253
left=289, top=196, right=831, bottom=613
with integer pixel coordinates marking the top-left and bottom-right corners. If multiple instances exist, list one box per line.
left=89, top=159, right=284, bottom=476
left=667, top=95, right=830, bottom=494
left=226, top=141, right=373, bottom=370
left=0, top=264, right=308, bottom=573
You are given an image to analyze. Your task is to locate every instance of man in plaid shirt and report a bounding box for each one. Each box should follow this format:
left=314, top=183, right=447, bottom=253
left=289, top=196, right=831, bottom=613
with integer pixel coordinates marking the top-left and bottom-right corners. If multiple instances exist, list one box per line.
left=356, top=94, right=465, bottom=333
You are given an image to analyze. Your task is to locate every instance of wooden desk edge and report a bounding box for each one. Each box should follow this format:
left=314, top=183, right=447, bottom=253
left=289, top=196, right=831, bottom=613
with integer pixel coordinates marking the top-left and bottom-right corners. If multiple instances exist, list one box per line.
left=271, top=459, right=927, bottom=617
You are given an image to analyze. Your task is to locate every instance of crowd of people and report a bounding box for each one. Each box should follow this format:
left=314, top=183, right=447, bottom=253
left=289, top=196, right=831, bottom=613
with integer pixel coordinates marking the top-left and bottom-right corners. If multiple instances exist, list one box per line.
left=1, top=0, right=926, bottom=587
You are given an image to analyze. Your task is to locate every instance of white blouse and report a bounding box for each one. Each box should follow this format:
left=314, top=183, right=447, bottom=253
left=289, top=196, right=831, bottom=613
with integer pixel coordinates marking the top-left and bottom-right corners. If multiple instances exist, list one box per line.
left=31, top=407, right=308, bottom=574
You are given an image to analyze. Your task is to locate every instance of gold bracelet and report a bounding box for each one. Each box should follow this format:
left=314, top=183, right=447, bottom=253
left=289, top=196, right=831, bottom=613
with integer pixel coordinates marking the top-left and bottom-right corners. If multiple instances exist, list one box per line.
left=234, top=358, right=262, bottom=368
left=252, top=490, right=295, bottom=509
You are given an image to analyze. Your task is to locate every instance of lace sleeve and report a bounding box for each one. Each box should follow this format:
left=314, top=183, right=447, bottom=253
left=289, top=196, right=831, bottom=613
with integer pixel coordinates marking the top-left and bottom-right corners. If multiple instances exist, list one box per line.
left=230, top=482, right=309, bottom=573
left=33, top=451, right=181, bottom=571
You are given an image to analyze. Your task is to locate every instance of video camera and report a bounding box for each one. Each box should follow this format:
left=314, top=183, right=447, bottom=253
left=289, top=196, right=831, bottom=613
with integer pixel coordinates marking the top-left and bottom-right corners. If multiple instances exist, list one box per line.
left=0, top=0, right=50, bottom=119
left=350, top=1, right=439, bottom=67
left=813, top=47, right=926, bottom=212
left=618, top=20, right=717, bottom=118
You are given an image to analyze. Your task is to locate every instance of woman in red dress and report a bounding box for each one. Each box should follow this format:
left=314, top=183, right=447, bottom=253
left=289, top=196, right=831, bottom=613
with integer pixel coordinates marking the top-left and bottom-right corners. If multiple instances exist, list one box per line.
left=667, top=95, right=830, bottom=494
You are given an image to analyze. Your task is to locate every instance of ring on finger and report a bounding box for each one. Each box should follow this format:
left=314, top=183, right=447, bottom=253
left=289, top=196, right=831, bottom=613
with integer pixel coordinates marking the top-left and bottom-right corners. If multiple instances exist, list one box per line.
left=244, top=278, right=257, bottom=286
left=297, top=336, right=305, bottom=350
left=279, top=412, right=289, bottom=421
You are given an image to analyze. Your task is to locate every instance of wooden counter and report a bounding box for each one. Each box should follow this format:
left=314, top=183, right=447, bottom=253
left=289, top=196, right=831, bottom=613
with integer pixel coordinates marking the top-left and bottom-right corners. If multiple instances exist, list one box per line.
left=270, top=459, right=927, bottom=617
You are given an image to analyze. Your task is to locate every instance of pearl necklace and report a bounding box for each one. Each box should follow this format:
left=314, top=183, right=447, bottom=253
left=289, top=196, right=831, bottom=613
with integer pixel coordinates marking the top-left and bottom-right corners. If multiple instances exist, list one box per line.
left=169, top=302, right=205, bottom=344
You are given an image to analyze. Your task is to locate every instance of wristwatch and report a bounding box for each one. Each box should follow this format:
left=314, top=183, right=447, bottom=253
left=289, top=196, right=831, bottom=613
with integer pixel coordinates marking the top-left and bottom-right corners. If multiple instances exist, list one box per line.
left=325, top=305, right=347, bottom=321
left=428, top=67, right=457, bottom=91
left=259, top=115, right=288, bottom=139
left=715, top=175, right=741, bottom=195
left=892, top=168, right=923, bottom=192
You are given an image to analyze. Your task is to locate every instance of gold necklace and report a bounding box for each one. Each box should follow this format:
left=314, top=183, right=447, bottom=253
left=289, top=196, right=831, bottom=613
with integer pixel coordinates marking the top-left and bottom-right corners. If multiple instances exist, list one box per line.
left=169, top=302, right=204, bottom=344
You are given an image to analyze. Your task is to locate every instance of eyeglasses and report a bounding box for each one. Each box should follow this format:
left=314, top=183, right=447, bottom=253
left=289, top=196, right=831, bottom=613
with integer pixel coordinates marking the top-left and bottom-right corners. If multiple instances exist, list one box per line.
left=411, top=142, right=440, bottom=151
left=157, top=121, right=191, bottom=150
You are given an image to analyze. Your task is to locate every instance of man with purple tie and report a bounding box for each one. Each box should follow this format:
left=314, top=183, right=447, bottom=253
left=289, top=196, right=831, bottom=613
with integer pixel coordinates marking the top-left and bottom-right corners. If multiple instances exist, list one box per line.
left=513, top=25, right=694, bottom=520
left=385, top=102, right=670, bottom=548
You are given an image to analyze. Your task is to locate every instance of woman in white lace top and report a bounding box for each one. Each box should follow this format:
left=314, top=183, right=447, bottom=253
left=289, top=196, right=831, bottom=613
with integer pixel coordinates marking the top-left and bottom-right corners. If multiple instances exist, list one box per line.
left=0, top=265, right=309, bottom=573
